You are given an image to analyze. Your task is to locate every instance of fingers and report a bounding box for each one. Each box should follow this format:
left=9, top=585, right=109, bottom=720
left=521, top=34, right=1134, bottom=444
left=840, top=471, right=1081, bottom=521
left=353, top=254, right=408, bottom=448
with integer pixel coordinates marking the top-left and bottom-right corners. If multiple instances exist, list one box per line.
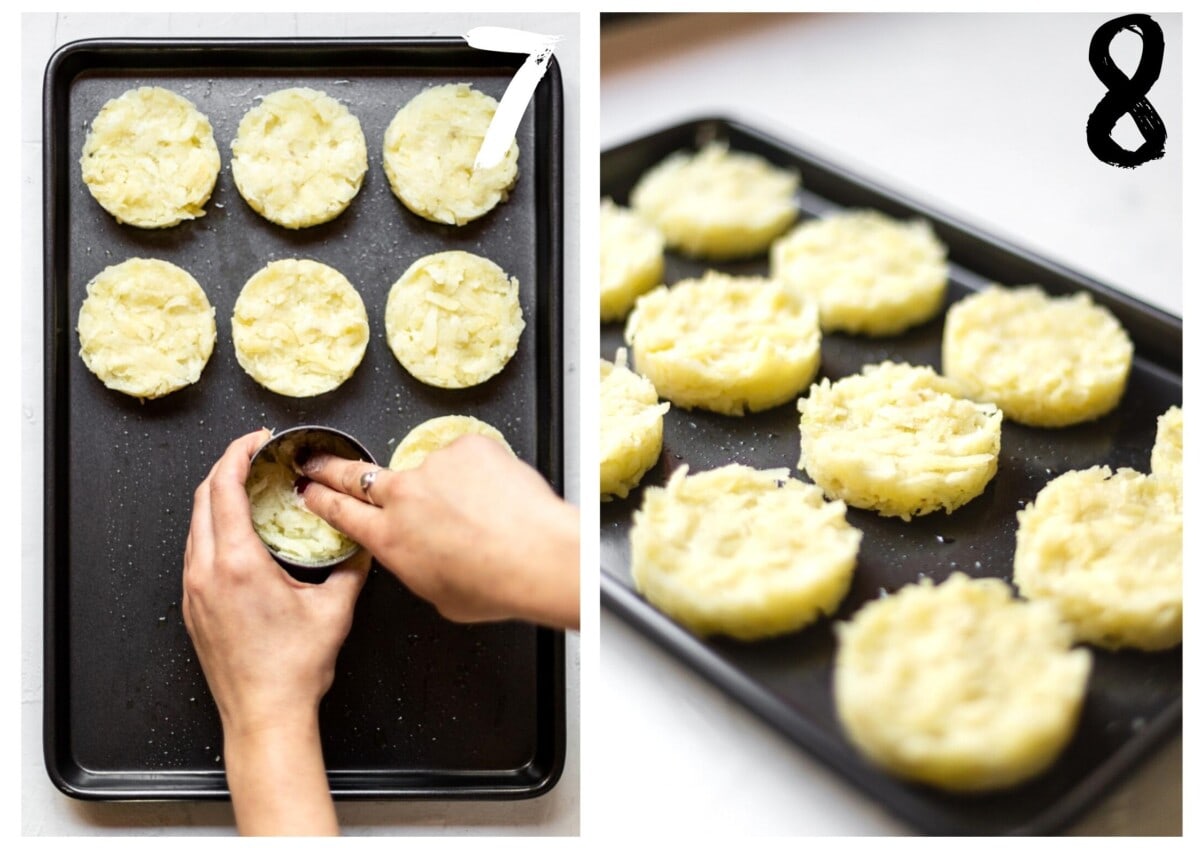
left=209, top=429, right=272, bottom=545
left=301, top=480, right=383, bottom=550
left=183, top=464, right=218, bottom=639
left=322, top=548, right=372, bottom=607
left=185, top=467, right=217, bottom=580
left=302, top=455, right=388, bottom=506
left=181, top=592, right=193, bottom=636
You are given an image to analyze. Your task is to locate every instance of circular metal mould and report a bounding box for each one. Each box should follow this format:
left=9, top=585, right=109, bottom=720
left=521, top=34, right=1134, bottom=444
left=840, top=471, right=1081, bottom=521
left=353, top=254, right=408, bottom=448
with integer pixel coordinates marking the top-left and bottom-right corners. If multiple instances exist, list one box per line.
left=246, top=425, right=377, bottom=571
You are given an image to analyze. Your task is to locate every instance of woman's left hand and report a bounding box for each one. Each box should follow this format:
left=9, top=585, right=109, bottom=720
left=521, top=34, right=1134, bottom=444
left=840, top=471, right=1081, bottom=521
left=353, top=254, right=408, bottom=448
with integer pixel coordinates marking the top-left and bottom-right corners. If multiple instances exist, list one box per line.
left=182, top=429, right=369, bottom=835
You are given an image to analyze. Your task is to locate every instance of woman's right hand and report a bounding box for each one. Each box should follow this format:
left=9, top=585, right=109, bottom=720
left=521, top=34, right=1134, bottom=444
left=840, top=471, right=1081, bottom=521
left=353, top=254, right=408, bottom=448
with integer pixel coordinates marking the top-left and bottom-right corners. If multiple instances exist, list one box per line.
left=300, top=435, right=579, bottom=630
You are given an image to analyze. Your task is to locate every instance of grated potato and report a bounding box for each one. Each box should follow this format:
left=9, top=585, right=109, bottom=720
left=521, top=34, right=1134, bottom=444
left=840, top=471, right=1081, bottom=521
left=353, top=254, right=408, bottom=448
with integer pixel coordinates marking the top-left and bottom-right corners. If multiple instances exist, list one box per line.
left=798, top=361, right=1002, bottom=520
left=630, top=142, right=798, bottom=259
left=388, top=415, right=513, bottom=471
left=770, top=209, right=948, bottom=336
left=247, top=435, right=357, bottom=565
left=834, top=573, right=1091, bottom=793
left=1014, top=466, right=1182, bottom=651
left=1150, top=405, right=1182, bottom=509
left=942, top=285, right=1133, bottom=427
left=599, top=198, right=664, bottom=322
left=231, top=87, right=368, bottom=229
left=77, top=258, right=216, bottom=399
left=80, top=86, right=221, bottom=228
left=625, top=271, right=820, bottom=415
left=600, top=350, right=669, bottom=500
left=630, top=464, right=861, bottom=640
left=385, top=250, right=524, bottom=389
left=382, top=83, right=518, bottom=226
left=232, top=259, right=369, bottom=397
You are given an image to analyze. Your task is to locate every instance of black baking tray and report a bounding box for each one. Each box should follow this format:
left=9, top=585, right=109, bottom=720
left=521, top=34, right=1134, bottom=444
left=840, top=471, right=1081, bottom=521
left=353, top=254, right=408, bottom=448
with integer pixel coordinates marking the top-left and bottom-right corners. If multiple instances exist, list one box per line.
left=600, top=118, right=1181, bottom=835
left=44, top=38, right=564, bottom=800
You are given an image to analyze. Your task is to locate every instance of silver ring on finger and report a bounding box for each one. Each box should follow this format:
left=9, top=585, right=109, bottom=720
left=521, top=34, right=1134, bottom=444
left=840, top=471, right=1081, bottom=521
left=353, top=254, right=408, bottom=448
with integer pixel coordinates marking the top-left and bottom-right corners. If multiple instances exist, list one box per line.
left=360, top=469, right=379, bottom=506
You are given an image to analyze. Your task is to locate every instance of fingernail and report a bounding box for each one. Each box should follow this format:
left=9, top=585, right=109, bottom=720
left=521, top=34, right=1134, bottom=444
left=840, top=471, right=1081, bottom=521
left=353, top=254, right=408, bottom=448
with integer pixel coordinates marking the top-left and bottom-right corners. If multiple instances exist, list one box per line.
left=295, top=477, right=311, bottom=495
left=301, top=453, right=326, bottom=475
left=293, top=446, right=312, bottom=468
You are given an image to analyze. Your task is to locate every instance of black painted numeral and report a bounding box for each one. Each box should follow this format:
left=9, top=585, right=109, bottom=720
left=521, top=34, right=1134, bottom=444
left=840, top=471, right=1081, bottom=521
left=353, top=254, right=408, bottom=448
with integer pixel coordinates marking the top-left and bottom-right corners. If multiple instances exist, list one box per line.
left=1086, top=14, right=1166, bottom=169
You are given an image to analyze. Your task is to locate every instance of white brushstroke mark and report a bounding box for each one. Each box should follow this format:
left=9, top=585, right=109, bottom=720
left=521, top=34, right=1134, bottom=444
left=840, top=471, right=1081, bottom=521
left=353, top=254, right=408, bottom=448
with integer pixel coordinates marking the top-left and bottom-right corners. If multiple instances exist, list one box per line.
left=465, top=26, right=559, bottom=171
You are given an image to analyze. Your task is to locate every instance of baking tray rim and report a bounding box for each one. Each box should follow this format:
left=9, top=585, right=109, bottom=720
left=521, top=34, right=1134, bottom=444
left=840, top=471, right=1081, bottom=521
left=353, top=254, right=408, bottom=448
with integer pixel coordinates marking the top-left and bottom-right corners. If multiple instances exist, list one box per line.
left=601, top=574, right=1181, bottom=836
left=599, top=115, right=1181, bottom=835
left=43, top=35, right=565, bottom=802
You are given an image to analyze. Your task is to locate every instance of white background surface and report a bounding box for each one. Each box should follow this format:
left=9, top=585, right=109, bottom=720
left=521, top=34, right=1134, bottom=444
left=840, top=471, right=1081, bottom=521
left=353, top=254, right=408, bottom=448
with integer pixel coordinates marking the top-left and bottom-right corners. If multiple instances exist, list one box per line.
left=599, top=12, right=1182, bottom=836
left=20, top=12, right=579, bottom=837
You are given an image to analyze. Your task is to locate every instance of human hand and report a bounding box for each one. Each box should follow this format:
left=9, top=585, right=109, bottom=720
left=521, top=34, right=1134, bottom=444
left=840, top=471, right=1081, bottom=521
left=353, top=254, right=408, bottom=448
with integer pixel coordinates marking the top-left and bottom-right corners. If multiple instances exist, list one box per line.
left=300, top=435, right=579, bottom=630
left=183, top=429, right=370, bottom=835
left=183, top=429, right=370, bottom=734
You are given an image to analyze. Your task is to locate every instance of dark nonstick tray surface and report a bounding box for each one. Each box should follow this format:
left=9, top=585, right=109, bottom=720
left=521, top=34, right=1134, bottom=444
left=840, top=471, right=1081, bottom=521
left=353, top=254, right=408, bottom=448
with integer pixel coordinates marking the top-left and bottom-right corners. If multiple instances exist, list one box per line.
left=600, top=118, right=1181, bottom=835
left=44, top=38, right=563, bottom=800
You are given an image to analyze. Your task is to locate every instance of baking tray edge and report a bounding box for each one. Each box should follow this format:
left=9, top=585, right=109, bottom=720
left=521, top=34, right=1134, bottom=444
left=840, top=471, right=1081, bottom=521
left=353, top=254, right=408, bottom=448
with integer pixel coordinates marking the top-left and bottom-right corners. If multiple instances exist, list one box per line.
left=43, top=36, right=566, bottom=802
left=599, top=116, right=1181, bottom=835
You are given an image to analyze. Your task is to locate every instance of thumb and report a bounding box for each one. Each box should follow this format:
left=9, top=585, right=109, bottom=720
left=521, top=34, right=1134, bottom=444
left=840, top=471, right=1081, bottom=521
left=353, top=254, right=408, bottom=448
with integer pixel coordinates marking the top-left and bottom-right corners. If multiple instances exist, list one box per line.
left=321, top=548, right=372, bottom=609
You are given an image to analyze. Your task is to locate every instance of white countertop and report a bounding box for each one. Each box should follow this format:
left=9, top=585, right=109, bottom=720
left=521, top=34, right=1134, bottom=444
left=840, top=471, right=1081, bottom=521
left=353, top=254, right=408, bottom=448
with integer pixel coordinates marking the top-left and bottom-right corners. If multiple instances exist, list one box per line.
left=597, top=12, right=1181, bottom=837
left=20, top=12, right=579, bottom=836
